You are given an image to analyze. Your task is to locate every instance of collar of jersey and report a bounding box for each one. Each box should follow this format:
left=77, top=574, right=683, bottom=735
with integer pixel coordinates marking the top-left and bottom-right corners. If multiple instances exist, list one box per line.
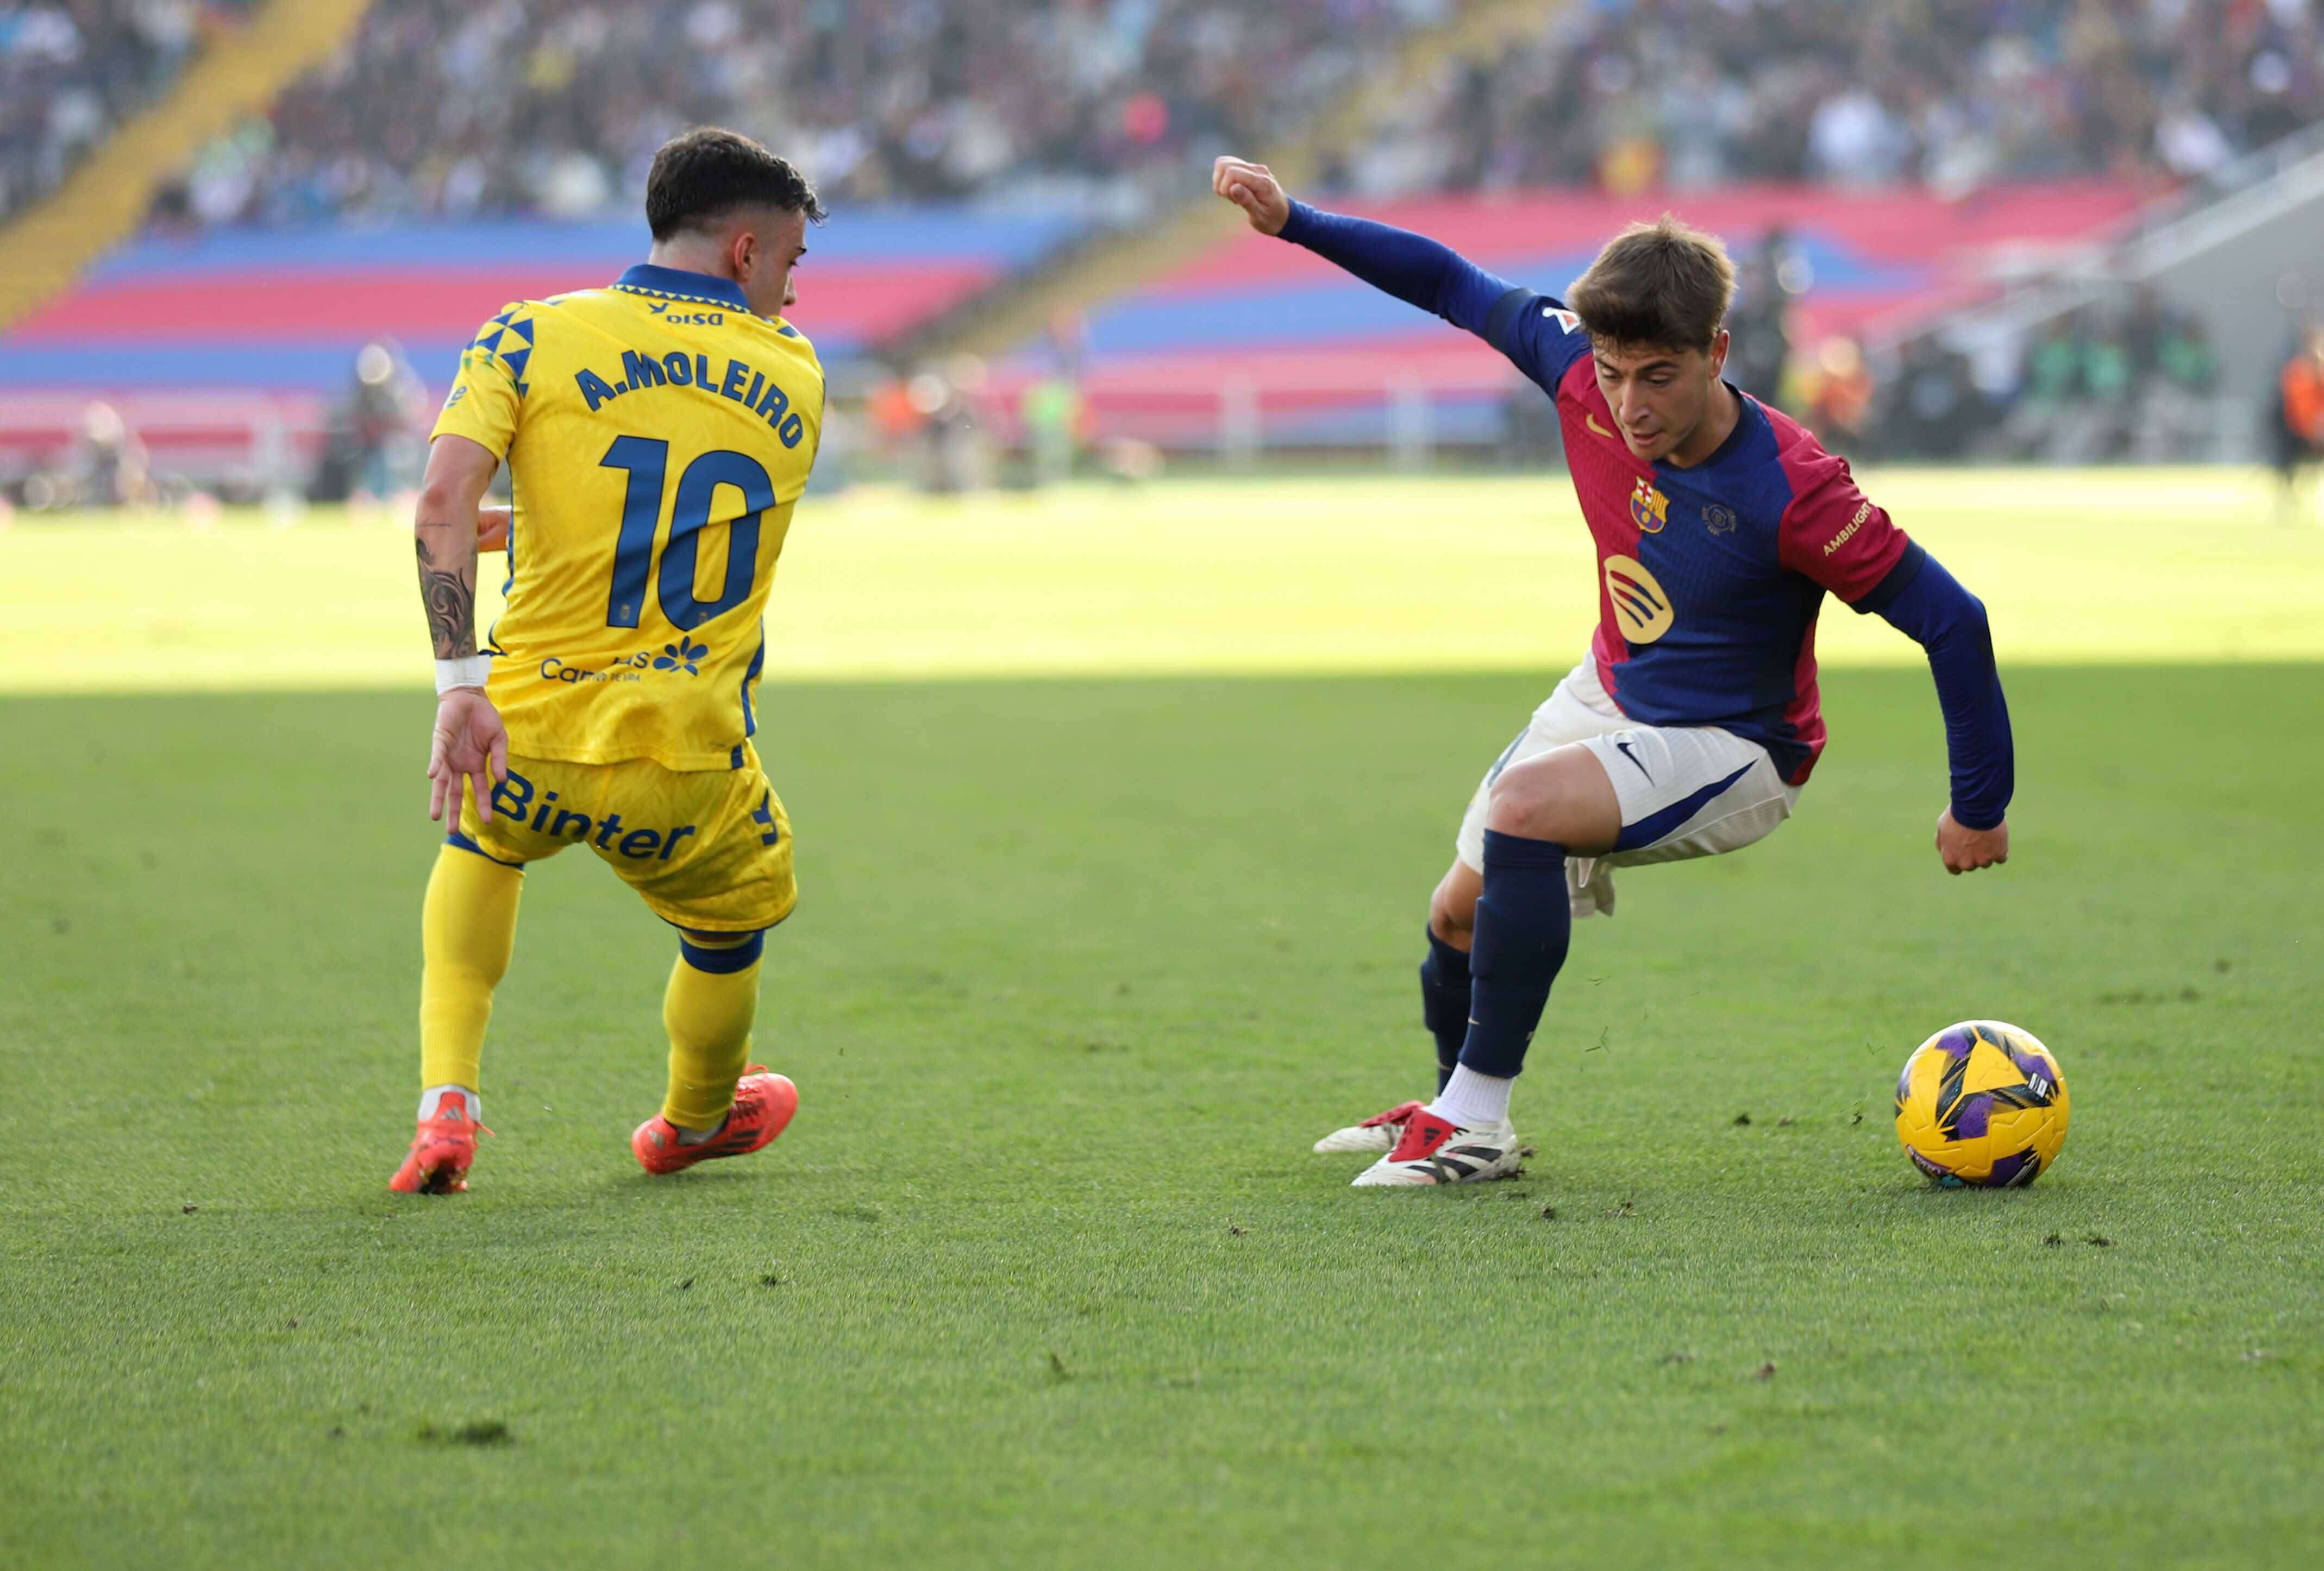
left=612, top=263, right=753, bottom=315
left=1655, top=380, right=1759, bottom=475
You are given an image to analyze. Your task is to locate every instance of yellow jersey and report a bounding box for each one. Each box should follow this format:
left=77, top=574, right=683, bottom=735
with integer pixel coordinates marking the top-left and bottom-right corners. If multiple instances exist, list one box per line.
left=431, top=263, right=824, bottom=771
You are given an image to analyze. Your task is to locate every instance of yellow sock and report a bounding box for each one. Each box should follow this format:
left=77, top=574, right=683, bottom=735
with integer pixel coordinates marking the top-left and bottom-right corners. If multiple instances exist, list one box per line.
left=418, top=844, right=523, bottom=1092
left=662, top=934, right=763, bottom=1131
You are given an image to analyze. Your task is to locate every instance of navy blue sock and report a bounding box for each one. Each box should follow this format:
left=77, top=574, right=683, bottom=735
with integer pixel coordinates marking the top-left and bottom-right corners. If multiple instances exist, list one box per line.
left=1418, top=925, right=1472, bottom=1092
left=1456, top=830, right=1571, bottom=1079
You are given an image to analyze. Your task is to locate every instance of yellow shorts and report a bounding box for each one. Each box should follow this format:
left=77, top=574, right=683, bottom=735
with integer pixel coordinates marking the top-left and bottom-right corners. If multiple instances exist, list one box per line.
left=454, top=746, right=797, bottom=933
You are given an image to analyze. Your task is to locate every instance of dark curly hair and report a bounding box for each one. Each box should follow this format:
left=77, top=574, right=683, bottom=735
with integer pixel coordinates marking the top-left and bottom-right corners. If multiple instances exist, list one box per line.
left=645, top=128, right=826, bottom=241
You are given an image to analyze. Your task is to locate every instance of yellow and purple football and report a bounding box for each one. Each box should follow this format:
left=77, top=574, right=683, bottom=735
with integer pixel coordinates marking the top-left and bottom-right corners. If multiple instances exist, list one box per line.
left=1894, top=1021, right=2069, bottom=1188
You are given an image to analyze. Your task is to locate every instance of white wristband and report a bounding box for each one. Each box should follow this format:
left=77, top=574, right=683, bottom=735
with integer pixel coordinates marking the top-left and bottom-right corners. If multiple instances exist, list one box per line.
left=435, top=655, right=491, bottom=693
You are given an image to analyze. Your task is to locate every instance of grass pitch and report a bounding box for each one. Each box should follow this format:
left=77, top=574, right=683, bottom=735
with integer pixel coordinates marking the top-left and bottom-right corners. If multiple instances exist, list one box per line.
left=2, top=664, right=2319, bottom=1566
left=3, top=466, right=2321, bottom=693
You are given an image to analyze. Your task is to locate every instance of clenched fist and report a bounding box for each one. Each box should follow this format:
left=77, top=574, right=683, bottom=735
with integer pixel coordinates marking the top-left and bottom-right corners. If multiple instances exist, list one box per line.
left=1935, top=809, right=2009, bottom=875
left=1213, top=156, right=1291, bottom=236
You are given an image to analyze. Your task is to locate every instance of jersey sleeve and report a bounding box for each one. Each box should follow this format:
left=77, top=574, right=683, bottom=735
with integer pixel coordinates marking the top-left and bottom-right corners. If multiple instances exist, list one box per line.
left=1876, top=551, right=2014, bottom=830
left=1276, top=202, right=1590, bottom=394
left=1478, top=288, right=1594, bottom=394
left=1774, top=448, right=1919, bottom=610
left=429, top=301, right=531, bottom=459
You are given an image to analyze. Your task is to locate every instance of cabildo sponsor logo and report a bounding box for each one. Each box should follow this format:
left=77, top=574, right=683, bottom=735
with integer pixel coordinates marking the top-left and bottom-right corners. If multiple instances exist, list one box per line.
left=539, top=639, right=710, bottom=684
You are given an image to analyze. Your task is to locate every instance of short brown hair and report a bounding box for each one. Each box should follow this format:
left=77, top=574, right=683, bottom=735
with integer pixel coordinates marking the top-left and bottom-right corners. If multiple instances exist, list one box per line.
left=646, top=128, right=825, bottom=242
left=1568, top=216, right=1734, bottom=353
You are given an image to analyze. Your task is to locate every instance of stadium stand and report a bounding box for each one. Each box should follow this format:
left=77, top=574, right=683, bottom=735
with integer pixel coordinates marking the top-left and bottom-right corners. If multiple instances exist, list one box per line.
left=147, top=0, right=1447, bottom=227
left=1879, top=114, right=2324, bottom=463
left=0, top=2, right=258, bottom=224
left=1334, top=0, right=2324, bottom=197
left=0, top=1, right=373, bottom=338
left=974, top=0, right=2324, bottom=461
left=3, top=209, right=1086, bottom=387
left=5, top=0, right=2319, bottom=492
left=0, top=208, right=1085, bottom=496
left=992, top=183, right=2154, bottom=453
left=1, top=0, right=1465, bottom=494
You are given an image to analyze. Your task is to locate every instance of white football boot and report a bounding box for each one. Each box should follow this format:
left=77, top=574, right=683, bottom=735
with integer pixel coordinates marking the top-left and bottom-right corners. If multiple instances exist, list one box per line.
left=1312, top=1099, right=1425, bottom=1155
left=1349, top=1108, right=1525, bottom=1187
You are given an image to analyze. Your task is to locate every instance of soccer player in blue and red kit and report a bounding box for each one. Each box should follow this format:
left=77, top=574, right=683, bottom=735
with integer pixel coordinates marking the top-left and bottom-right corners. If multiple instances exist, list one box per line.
left=1212, top=157, right=2015, bottom=1186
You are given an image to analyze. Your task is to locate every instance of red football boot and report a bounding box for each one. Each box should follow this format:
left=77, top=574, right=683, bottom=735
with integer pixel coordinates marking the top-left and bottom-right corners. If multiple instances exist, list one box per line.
left=632, top=1065, right=798, bottom=1176
left=388, top=1089, right=491, bottom=1194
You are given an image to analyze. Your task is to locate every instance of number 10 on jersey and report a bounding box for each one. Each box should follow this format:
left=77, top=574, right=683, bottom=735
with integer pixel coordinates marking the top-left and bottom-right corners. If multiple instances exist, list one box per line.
left=599, top=435, right=776, bottom=632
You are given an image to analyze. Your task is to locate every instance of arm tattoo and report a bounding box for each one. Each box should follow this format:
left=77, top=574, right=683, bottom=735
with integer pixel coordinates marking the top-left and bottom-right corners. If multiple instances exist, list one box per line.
left=416, top=535, right=476, bottom=659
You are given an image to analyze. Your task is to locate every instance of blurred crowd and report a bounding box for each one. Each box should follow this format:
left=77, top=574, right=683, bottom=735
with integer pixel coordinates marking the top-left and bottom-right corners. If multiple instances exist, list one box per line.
left=1713, top=261, right=2324, bottom=491
left=0, top=1, right=251, bottom=222
left=1340, top=0, right=2324, bottom=197
left=144, top=0, right=2324, bottom=228
left=10, top=1, right=2320, bottom=501
left=1976, top=292, right=2223, bottom=461
left=33, top=0, right=2316, bottom=229
left=152, top=0, right=1445, bottom=228
left=1716, top=254, right=2238, bottom=463
left=17, top=1, right=2324, bottom=234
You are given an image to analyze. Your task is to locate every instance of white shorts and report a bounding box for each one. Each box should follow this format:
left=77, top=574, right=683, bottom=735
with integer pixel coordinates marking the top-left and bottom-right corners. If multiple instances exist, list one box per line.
left=1455, top=658, right=1803, bottom=920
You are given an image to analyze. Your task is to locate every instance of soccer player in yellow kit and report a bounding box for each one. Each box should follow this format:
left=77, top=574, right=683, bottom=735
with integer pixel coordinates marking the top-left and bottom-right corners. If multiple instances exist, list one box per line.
left=389, top=130, right=826, bottom=1193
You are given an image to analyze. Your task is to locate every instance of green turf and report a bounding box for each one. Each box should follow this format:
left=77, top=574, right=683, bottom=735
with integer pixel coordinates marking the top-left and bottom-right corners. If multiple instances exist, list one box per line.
left=5, top=468, right=2322, bottom=693
left=1, top=668, right=2318, bottom=1568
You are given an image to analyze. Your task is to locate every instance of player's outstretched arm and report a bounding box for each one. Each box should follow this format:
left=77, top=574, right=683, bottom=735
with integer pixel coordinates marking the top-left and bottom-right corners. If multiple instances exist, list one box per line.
left=1877, top=552, right=2013, bottom=875
left=1778, top=462, right=2013, bottom=876
left=1212, top=156, right=1563, bottom=382
left=414, top=435, right=509, bottom=826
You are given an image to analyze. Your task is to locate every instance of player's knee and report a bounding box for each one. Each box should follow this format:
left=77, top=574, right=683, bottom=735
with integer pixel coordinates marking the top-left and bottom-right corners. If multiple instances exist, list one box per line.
left=1483, top=767, right=1562, bottom=840
left=1486, top=750, right=1619, bottom=850
left=1428, top=883, right=1475, bottom=947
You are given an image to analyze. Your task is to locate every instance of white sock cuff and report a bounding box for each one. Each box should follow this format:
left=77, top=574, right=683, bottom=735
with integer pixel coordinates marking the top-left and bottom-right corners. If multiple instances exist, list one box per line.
left=1429, top=1065, right=1513, bottom=1129
left=418, top=1084, right=480, bottom=1123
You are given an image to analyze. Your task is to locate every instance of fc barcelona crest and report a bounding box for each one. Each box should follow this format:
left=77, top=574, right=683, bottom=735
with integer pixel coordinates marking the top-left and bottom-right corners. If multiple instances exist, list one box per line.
left=1630, top=477, right=1669, bottom=534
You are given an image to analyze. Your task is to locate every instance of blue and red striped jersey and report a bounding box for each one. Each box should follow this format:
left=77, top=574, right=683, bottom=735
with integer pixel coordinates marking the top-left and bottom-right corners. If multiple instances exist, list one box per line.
left=1486, top=285, right=1917, bottom=782
left=1279, top=199, right=1982, bottom=798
